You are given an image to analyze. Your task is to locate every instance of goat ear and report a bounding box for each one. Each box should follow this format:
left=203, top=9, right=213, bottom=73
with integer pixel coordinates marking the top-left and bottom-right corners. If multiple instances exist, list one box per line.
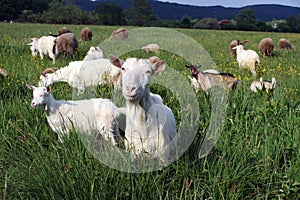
left=152, top=60, right=166, bottom=73
left=46, top=86, right=51, bottom=93
left=185, top=64, right=191, bottom=69
left=109, top=54, right=124, bottom=69
left=26, top=84, right=36, bottom=91
left=41, top=72, right=46, bottom=77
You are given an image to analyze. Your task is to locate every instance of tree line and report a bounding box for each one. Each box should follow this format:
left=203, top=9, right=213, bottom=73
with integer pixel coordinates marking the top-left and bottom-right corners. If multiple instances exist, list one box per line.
left=1, top=0, right=300, bottom=32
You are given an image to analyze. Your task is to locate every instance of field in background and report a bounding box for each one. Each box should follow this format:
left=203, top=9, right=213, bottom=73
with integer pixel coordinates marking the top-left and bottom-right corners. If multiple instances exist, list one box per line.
left=0, top=23, right=299, bottom=199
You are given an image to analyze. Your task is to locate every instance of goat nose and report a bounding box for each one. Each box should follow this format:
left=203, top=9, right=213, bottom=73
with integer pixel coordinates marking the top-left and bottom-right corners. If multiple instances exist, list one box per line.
left=126, top=86, right=136, bottom=92
left=31, top=102, right=35, bottom=107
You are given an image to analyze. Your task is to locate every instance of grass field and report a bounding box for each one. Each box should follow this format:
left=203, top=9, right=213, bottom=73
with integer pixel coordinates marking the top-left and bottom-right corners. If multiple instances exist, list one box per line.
left=0, top=22, right=299, bottom=199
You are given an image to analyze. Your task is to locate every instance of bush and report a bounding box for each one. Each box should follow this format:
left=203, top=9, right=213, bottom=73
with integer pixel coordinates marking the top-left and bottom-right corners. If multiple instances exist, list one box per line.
left=193, top=17, right=220, bottom=30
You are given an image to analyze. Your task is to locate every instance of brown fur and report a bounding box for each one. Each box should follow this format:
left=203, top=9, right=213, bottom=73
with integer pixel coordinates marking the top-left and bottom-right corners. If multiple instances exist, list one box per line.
left=278, top=38, right=295, bottom=50
left=55, top=33, right=78, bottom=56
left=109, top=28, right=128, bottom=40
left=80, top=27, right=92, bottom=41
left=58, top=27, right=71, bottom=36
left=259, top=38, right=274, bottom=56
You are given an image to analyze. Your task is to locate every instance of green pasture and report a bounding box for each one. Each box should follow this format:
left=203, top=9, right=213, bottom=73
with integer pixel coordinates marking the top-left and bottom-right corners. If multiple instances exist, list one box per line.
left=0, top=23, right=299, bottom=199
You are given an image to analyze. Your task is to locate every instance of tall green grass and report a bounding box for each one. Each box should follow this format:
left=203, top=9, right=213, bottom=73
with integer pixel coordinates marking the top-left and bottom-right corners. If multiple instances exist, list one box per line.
left=0, top=23, right=299, bottom=199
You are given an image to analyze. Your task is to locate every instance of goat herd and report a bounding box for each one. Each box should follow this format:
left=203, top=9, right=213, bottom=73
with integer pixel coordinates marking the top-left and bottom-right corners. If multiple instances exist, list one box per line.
left=24, top=26, right=295, bottom=164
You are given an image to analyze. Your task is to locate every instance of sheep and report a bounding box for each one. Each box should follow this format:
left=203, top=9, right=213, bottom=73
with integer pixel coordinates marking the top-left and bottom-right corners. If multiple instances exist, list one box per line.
left=278, top=38, right=295, bottom=50
left=108, top=55, right=177, bottom=163
left=250, top=77, right=276, bottom=92
left=142, top=44, right=160, bottom=53
left=38, top=59, right=122, bottom=92
left=109, top=28, right=128, bottom=40
left=229, top=40, right=249, bottom=55
left=27, top=36, right=56, bottom=63
left=185, top=64, right=242, bottom=92
left=55, top=32, right=78, bottom=57
left=83, top=46, right=104, bottom=61
left=232, top=45, right=260, bottom=76
left=58, top=27, right=71, bottom=36
left=80, top=27, right=92, bottom=41
left=259, top=38, right=274, bottom=56
left=0, top=68, right=8, bottom=77
left=26, top=84, right=120, bottom=144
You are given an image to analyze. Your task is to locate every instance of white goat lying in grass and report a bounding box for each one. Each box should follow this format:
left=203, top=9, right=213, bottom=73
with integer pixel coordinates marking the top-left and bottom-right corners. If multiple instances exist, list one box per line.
left=26, top=84, right=120, bottom=144
left=109, top=55, right=177, bottom=163
left=232, top=44, right=260, bottom=76
left=38, top=59, right=122, bottom=92
left=185, top=64, right=242, bottom=92
left=250, top=77, right=276, bottom=92
left=28, top=36, right=56, bottom=63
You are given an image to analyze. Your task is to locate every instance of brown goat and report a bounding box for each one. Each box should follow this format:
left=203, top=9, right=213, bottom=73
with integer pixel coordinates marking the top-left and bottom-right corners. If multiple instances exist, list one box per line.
left=185, top=64, right=242, bottom=92
left=58, top=27, right=72, bottom=36
left=109, top=28, right=128, bottom=40
left=55, top=33, right=78, bottom=57
left=229, top=40, right=250, bottom=55
left=278, top=38, right=295, bottom=50
left=259, top=38, right=274, bottom=56
left=80, top=27, right=92, bottom=41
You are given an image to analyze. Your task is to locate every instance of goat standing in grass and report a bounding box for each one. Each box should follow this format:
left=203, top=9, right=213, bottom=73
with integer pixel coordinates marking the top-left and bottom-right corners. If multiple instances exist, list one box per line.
left=26, top=84, right=120, bottom=144
left=185, top=64, right=242, bottom=92
left=232, top=45, right=260, bottom=76
left=109, top=55, right=177, bottom=163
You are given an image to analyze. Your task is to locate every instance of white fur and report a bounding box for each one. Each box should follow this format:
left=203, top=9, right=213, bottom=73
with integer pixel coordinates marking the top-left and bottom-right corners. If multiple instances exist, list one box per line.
left=28, top=36, right=56, bottom=63
left=232, top=45, right=260, bottom=76
left=83, top=46, right=104, bottom=61
left=26, top=85, right=120, bottom=144
left=109, top=56, right=177, bottom=163
left=250, top=77, right=276, bottom=92
left=38, top=59, right=122, bottom=92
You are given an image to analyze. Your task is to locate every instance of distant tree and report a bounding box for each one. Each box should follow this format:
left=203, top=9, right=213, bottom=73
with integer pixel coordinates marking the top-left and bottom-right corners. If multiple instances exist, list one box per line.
left=126, top=0, right=157, bottom=26
left=235, top=8, right=257, bottom=31
left=193, top=18, right=220, bottom=30
left=95, top=2, right=126, bottom=25
left=180, top=15, right=191, bottom=28
left=41, top=0, right=83, bottom=24
left=286, top=16, right=297, bottom=32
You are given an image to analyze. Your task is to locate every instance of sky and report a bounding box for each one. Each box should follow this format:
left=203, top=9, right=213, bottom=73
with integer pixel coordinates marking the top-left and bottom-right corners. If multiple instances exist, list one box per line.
left=158, top=0, right=300, bottom=8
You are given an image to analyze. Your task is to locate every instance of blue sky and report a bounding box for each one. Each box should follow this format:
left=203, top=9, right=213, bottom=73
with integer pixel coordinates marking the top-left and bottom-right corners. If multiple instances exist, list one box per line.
left=158, top=0, right=300, bottom=8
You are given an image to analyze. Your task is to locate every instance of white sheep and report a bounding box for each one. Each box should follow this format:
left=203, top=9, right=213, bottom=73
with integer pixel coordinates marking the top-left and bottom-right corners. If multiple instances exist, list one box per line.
left=250, top=77, right=276, bottom=92
left=28, top=36, right=56, bottom=63
left=26, top=84, right=120, bottom=144
left=185, top=64, right=242, bottom=92
left=38, top=59, right=122, bottom=92
left=83, top=46, right=104, bottom=61
left=142, top=43, right=160, bottom=53
left=232, top=44, right=260, bottom=76
left=108, top=55, right=177, bottom=163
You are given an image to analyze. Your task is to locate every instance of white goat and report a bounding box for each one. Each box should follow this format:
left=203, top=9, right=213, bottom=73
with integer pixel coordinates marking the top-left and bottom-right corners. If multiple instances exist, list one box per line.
left=83, top=46, right=104, bottom=61
left=109, top=55, right=177, bottom=163
left=28, top=36, right=56, bottom=63
left=250, top=77, right=276, bottom=92
left=26, top=84, right=120, bottom=144
left=38, top=59, right=122, bottom=92
left=232, top=45, right=260, bottom=76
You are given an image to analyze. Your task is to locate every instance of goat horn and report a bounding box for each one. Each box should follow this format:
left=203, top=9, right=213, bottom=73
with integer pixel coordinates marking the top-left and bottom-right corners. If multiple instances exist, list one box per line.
left=41, top=67, right=58, bottom=74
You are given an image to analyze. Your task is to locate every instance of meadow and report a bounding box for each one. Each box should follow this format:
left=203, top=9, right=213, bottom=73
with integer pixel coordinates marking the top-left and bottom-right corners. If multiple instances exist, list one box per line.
left=0, top=22, right=299, bottom=199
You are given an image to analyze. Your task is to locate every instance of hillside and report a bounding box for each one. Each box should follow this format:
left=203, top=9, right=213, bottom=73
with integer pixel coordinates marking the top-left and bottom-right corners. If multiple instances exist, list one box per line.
left=73, top=0, right=300, bottom=21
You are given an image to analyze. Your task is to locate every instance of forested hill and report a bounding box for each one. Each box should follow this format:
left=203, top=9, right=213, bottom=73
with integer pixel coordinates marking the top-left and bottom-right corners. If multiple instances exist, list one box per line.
left=73, top=0, right=300, bottom=21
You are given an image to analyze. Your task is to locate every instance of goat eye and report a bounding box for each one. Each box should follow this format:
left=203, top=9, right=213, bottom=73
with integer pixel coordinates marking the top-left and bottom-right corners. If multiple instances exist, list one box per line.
left=145, top=70, right=151, bottom=74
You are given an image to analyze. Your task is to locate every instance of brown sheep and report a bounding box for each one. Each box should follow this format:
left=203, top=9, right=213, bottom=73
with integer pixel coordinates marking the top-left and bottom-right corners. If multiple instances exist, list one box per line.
left=58, top=27, right=72, bottom=36
left=229, top=40, right=250, bottom=55
left=259, top=38, right=274, bottom=56
left=55, top=33, right=78, bottom=57
left=278, top=38, right=295, bottom=50
left=80, top=27, right=92, bottom=41
left=109, top=28, right=128, bottom=40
